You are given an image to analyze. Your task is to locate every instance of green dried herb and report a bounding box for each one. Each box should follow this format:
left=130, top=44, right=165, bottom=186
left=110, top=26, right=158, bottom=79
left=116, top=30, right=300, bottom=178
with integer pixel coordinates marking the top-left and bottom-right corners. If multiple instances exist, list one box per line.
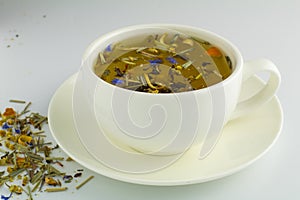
left=27, top=185, right=33, bottom=200
left=31, top=170, right=44, bottom=185
left=31, top=179, right=41, bottom=193
left=44, top=187, right=68, bottom=192
left=76, top=176, right=94, bottom=190
left=182, top=60, right=193, bottom=69
left=9, top=99, right=26, bottom=104
left=0, top=102, right=89, bottom=199
left=99, top=52, right=106, bottom=64
left=19, top=102, right=31, bottom=116
left=45, top=157, right=64, bottom=161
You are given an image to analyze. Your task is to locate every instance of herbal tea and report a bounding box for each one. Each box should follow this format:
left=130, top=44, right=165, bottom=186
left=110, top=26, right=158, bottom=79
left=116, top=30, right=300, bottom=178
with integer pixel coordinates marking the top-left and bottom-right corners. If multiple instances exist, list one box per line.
left=93, top=32, right=232, bottom=93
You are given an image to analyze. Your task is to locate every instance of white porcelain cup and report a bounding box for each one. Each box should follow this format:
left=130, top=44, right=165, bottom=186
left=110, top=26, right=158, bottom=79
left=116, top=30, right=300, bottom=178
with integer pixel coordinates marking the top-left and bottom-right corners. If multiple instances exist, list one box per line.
left=77, top=24, right=280, bottom=157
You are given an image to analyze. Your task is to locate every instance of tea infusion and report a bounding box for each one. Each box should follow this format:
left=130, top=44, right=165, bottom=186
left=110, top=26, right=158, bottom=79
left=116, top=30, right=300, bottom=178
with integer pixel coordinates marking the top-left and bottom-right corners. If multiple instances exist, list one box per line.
left=94, top=32, right=232, bottom=93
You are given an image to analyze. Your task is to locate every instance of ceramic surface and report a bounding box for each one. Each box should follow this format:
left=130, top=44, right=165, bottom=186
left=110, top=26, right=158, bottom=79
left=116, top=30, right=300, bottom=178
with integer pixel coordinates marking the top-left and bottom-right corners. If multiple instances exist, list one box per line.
left=48, top=73, right=283, bottom=185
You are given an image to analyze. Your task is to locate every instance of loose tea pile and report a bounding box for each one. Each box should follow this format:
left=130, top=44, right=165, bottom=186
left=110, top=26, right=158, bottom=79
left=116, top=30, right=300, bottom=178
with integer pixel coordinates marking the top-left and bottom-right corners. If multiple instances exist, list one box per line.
left=94, top=32, right=232, bottom=93
left=0, top=101, right=93, bottom=199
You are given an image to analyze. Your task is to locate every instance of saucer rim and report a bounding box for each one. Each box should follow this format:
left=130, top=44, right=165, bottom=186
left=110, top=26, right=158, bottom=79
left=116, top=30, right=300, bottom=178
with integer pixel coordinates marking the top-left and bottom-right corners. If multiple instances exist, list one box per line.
left=48, top=73, right=283, bottom=186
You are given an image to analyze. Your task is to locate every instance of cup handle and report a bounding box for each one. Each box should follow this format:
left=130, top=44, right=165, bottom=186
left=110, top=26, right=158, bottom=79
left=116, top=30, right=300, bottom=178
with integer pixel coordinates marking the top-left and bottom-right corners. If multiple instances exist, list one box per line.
left=231, top=59, right=281, bottom=120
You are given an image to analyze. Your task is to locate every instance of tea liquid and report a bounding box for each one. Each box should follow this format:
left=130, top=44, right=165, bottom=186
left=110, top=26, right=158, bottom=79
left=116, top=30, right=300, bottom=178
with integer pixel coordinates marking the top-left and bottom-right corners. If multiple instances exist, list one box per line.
left=94, top=33, right=232, bottom=93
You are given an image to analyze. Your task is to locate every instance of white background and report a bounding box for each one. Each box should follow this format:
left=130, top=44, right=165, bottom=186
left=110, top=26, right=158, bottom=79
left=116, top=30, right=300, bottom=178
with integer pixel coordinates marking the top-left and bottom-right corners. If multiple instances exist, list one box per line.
left=0, top=0, right=299, bottom=199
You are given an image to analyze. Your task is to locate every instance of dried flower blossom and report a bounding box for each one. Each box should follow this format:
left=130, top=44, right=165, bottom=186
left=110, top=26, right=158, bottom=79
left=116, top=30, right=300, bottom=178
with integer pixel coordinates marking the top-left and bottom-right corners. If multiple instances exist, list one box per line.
left=112, top=78, right=124, bottom=85
left=1, top=193, right=12, bottom=200
left=166, top=56, right=177, bottom=64
left=2, top=108, right=16, bottom=118
left=1, top=123, right=10, bottom=130
left=45, top=177, right=59, bottom=186
left=74, top=172, right=82, bottom=178
left=105, top=44, right=112, bottom=52
left=206, top=47, right=222, bottom=57
left=202, top=62, right=211, bottom=67
left=0, top=102, right=88, bottom=199
left=149, top=59, right=162, bottom=65
left=63, top=175, right=73, bottom=183
left=9, top=185, right=22, bottom=194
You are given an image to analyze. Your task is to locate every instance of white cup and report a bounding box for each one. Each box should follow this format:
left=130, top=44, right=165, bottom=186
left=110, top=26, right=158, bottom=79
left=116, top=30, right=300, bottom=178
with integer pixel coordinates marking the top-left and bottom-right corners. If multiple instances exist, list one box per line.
left=77, top=24, right=280, bottom=157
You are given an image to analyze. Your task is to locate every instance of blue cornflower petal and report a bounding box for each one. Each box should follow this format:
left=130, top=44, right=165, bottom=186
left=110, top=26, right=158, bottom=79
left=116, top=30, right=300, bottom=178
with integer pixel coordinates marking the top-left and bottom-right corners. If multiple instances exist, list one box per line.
left=202, top=62, right=211, bottom=67
left=149, top=59, right=162, bottom=65
left=166, top=56, right=177, bottom=64
left=105, top=44, right=112, bottom=52
left=15, top=128, right=21, bottom=134
left=112, top=78, right=124, bottom=85
left=1, top=193, right=12, bottom=200
left=2, top=123, right=10, bottom=130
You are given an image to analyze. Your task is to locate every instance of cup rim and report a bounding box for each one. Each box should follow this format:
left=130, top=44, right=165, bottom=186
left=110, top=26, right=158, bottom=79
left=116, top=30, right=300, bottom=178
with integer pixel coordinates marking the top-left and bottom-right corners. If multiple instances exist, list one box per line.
left=81, top=23, right=243, bottom=96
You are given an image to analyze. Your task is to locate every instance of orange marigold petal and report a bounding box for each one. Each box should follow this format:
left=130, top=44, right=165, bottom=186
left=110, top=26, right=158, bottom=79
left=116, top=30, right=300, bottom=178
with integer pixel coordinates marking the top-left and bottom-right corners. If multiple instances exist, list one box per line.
left=3, top=108, right=17, bottom=117
left=206, top=47, right=222, bottom=57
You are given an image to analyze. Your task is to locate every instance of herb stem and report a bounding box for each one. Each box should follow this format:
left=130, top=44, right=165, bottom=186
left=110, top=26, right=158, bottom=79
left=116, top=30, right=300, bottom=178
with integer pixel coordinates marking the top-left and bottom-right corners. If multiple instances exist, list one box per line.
left=44, top=187, right=68, bottom=192
left=76, top=176, right=94, bottom=190
left=19, top=102, right=32, bottom=116
left=32, top=179, right=42, bottom=193
left=33, top=116, right=47, bottom=128
left=143, top=74, right=157, bottom=89
left=45, top=157, right=64, bottom=161
left=27, top=185, right=33, bottom=200
left=9, top=99, right=26, bottom=104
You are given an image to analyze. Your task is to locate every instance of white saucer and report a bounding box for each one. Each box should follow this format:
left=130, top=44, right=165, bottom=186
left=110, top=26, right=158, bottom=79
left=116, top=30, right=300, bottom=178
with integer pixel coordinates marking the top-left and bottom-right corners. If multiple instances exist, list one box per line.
left=48, top=73, right=283, bottom=186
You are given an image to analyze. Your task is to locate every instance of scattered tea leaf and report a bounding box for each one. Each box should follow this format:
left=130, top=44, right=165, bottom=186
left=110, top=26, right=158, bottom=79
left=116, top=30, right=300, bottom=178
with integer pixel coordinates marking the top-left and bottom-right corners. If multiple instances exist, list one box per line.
left=44, top=187, right=68, bottom=192
left=9, top=100, right=26, bottom=104
left=76, top=176, right=94, bottom=190
left=0, top=101, right=92, bottom=199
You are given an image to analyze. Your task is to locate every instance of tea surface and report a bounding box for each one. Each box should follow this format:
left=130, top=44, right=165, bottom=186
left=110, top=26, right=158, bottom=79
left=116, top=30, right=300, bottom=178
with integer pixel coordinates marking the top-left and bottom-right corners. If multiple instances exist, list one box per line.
left=94, top=33, right=232, bottom=93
